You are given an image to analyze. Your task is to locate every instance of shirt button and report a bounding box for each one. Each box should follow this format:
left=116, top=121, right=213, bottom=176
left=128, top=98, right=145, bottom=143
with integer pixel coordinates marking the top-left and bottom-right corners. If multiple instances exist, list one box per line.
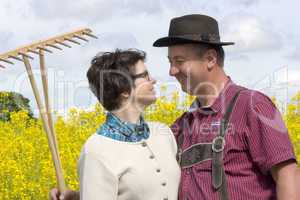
left=156, top=169, right=161, bottom=173
left=162, top=182, right=167, bottom=186
left=150, top=155, right=155, bottom=159
left=141, top=142, right=147, bottom=147
left=163, top=198, right=168, bottom=200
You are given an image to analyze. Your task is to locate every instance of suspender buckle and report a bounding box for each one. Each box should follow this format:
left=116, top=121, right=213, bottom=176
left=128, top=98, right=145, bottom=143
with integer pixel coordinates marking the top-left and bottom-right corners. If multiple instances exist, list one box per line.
left=176, top=148, right=182, bottom=165
left=212, top=136, right=226, bottom=153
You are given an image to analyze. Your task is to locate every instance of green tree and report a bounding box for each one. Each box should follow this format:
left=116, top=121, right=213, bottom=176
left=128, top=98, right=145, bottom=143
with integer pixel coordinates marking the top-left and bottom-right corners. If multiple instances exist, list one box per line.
left=0, top=91, right=33, bottom=121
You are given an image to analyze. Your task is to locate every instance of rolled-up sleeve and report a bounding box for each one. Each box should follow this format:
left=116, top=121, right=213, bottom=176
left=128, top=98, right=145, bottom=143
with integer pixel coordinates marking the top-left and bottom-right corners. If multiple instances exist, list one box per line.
left=246, top=91, right=296, bottom=174
left=78, top=152, right=118, bottom=200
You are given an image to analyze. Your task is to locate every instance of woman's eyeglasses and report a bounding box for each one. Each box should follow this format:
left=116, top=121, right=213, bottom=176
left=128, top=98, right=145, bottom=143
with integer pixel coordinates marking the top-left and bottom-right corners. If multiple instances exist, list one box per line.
left=131, top=70, right=151, bottom=81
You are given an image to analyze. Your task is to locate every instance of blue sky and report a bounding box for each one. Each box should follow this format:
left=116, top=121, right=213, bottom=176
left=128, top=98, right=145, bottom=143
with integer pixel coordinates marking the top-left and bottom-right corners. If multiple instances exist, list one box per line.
left=0, top=0, right=299, bottom=115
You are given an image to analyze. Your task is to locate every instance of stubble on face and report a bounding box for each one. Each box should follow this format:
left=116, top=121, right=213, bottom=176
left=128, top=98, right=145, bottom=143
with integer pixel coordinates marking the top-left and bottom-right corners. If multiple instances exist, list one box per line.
left=168, top=44, right=209, bottom=95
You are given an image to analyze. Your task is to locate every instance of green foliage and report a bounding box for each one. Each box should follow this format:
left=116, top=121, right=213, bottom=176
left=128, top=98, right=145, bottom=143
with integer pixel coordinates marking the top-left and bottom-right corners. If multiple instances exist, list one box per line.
left=0, top=91, right=34, bottom=121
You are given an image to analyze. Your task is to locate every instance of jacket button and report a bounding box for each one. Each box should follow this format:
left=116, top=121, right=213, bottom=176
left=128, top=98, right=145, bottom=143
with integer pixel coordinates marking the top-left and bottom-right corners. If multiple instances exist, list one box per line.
left=156, top=169, right=161, bottom=173
left=150, top=155, right=155, bottom=159
left=141, top=142, right=147, bottom=147
left=162, top=182, right=167, bottom=186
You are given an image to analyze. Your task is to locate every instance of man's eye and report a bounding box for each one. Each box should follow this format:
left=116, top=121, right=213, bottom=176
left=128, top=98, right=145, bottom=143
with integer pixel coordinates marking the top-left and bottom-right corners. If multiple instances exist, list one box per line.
left=175, top=60, right=184, bottom=64
left=168, top=59, right=185, bottom=66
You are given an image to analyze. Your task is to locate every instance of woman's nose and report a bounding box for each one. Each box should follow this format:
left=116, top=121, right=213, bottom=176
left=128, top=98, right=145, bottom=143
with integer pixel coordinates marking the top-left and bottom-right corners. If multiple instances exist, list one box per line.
left=148, top=75, right=156, bottom=84
left=151, top=77, right=157, bottom=84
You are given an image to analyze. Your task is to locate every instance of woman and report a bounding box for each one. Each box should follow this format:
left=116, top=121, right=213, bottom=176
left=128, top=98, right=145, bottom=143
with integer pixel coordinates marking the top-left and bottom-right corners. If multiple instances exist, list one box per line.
left=50, top=49, right=180, bottom=200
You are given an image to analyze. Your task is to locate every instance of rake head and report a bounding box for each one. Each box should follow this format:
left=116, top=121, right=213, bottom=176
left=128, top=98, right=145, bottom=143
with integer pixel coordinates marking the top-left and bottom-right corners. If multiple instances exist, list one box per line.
left=0, top=28, right=98, bottom=68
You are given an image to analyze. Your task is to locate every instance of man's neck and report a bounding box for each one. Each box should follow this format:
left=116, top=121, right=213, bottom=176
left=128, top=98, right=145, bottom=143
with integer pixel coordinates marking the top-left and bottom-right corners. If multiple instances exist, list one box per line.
left=196, top=75, right=229, bottom=108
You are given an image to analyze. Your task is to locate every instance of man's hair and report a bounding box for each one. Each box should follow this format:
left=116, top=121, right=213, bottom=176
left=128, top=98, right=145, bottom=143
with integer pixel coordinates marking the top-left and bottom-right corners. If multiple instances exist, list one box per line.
left=87, top=49, right=146, bottom=111
left=191, top=43, right=225, bottom=67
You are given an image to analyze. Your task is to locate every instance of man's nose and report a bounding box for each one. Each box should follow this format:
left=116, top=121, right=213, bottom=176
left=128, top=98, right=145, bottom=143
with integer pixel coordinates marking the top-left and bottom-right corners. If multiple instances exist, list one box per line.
left=169, top=66, right=179, bottom=76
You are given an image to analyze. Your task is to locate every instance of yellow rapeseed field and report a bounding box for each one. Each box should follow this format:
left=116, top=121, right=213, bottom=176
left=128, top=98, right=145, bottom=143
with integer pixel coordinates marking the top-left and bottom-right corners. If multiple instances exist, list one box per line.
left=0, top=92, right=299, bottom=199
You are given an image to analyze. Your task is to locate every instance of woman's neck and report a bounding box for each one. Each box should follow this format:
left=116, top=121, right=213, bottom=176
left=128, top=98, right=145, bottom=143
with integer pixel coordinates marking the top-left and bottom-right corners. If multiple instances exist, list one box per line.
left=111, top=104, right=143, bottom=124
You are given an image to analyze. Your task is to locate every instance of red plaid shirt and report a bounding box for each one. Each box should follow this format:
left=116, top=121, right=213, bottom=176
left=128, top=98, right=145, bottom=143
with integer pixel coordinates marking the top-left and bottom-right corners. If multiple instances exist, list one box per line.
left=171, top=79, right=296, bottom=200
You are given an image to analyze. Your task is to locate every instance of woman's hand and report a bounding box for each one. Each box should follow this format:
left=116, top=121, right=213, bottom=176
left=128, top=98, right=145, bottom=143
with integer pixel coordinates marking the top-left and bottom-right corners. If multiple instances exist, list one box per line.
left=49, top=188, right=79, bottom=200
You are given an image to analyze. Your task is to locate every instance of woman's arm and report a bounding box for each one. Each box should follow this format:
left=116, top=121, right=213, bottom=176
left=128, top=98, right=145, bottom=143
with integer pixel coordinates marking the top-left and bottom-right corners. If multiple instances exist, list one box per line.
left=79, top=152, right=118, bottom=200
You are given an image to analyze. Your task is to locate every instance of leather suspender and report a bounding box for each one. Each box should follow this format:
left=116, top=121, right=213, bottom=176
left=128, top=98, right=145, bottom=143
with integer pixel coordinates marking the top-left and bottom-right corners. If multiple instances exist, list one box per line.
left=176, top=89, right=244, bottom=200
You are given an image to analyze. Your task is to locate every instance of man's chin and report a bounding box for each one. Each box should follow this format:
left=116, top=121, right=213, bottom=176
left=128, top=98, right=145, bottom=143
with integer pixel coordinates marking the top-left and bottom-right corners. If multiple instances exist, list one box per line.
left=181, top=85, right=193, bottom=95
left=181, top=85, right=187, bottom=93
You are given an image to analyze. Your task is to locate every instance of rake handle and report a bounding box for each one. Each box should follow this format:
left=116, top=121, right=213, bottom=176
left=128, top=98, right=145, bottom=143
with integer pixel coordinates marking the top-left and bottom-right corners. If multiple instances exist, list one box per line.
left=22, top=56, right=66, bottom=193
left=39, top=50, right=57, bottom=149
left=39, top=50, right=64, bottom=182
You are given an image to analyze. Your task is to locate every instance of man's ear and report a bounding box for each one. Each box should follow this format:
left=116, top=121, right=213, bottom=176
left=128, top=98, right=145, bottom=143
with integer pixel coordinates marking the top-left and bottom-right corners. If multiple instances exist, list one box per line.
left=205, top=49, right=217, bottom=70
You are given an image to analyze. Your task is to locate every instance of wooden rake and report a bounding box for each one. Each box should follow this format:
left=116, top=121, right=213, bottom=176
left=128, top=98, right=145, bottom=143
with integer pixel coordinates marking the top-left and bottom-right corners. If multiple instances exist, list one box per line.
left=0, top=28, right=98, bottom=194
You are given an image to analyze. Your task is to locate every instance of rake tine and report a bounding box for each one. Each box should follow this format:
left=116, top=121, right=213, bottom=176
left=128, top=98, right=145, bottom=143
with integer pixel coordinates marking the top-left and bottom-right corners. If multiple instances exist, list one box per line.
left=0, top=58, right=14, bottom=65
left=83, top=31, right=98, bottom=39
left=55, top=40, right=72, bottom=48
left=37, top=47, right=53, bottom=53
left=46, top=44, right=63, bottom=50
left=73, top=35, right=89, bottom=42
left=9, top=55, right=23, bottom=62
left=19, top=52, right=34, bottom=60
left=28, top=49, right=41, bottom=55
left=65, top=38, right=81, bottom=45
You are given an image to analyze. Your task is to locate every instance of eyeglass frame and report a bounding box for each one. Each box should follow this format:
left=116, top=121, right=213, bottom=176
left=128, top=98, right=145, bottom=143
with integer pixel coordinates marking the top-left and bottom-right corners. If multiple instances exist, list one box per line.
left=131, top=70, right=151, bottom=81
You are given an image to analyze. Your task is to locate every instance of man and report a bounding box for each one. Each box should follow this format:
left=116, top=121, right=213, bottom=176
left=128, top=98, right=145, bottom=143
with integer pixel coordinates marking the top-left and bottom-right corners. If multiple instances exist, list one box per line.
left=153, top=14, right=300, bottom=200
left=51, top=14, right=300, bottom=200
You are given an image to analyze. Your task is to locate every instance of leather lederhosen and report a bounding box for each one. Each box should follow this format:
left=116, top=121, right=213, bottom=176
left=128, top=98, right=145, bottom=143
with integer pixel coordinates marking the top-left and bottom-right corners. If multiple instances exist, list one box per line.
left=176, top=89, right=244, bottom=200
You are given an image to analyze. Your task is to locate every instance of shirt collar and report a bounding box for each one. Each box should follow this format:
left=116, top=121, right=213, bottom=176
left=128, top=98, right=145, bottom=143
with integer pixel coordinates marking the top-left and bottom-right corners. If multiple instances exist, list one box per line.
left=106, top=112, right=148, bottom=137
left=188, top=77, right=235, bottom=115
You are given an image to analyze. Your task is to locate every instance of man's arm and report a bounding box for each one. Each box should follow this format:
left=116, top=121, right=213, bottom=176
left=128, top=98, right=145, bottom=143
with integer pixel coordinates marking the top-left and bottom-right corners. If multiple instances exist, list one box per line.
left=245, top=91, right=299, bottom=199
left=271, top=160, right=300, bottom=200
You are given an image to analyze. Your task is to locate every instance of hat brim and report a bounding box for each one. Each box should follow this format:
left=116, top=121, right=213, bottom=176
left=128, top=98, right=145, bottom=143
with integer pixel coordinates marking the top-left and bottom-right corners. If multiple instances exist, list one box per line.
left=153, top=36, right=234, bottom=47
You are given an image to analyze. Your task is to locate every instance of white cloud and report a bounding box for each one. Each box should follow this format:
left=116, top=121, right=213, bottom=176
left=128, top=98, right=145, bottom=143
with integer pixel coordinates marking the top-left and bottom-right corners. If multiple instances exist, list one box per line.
left=93, top=32, right=139, bottom=49
left=0, top=0, right=299, bottom=113
left=228, top=0, right=259, bottom=7
left=285, top=46, right=300, bottom=61
left=221, top=13, right=283, bottom=54
left=288, top=70, right=300, bottom=83
left=0, top=31, right=15, bottom=52
left=30, top=0, right=163, bottom=22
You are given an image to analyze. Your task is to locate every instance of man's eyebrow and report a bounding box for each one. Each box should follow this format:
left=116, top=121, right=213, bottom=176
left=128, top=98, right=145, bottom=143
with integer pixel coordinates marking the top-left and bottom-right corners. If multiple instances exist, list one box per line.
left=167, top=56, right=186, bottom=60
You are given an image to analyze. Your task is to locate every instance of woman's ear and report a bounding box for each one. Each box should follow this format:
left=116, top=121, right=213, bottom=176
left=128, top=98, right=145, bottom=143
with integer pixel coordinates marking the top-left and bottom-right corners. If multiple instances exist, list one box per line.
left=120, top=92, right=130, bottom=99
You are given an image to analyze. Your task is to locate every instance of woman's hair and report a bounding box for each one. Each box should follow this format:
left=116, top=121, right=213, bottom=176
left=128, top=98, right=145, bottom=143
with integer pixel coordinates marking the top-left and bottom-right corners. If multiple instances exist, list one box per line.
left=87, top=49, right=146, bottom=111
